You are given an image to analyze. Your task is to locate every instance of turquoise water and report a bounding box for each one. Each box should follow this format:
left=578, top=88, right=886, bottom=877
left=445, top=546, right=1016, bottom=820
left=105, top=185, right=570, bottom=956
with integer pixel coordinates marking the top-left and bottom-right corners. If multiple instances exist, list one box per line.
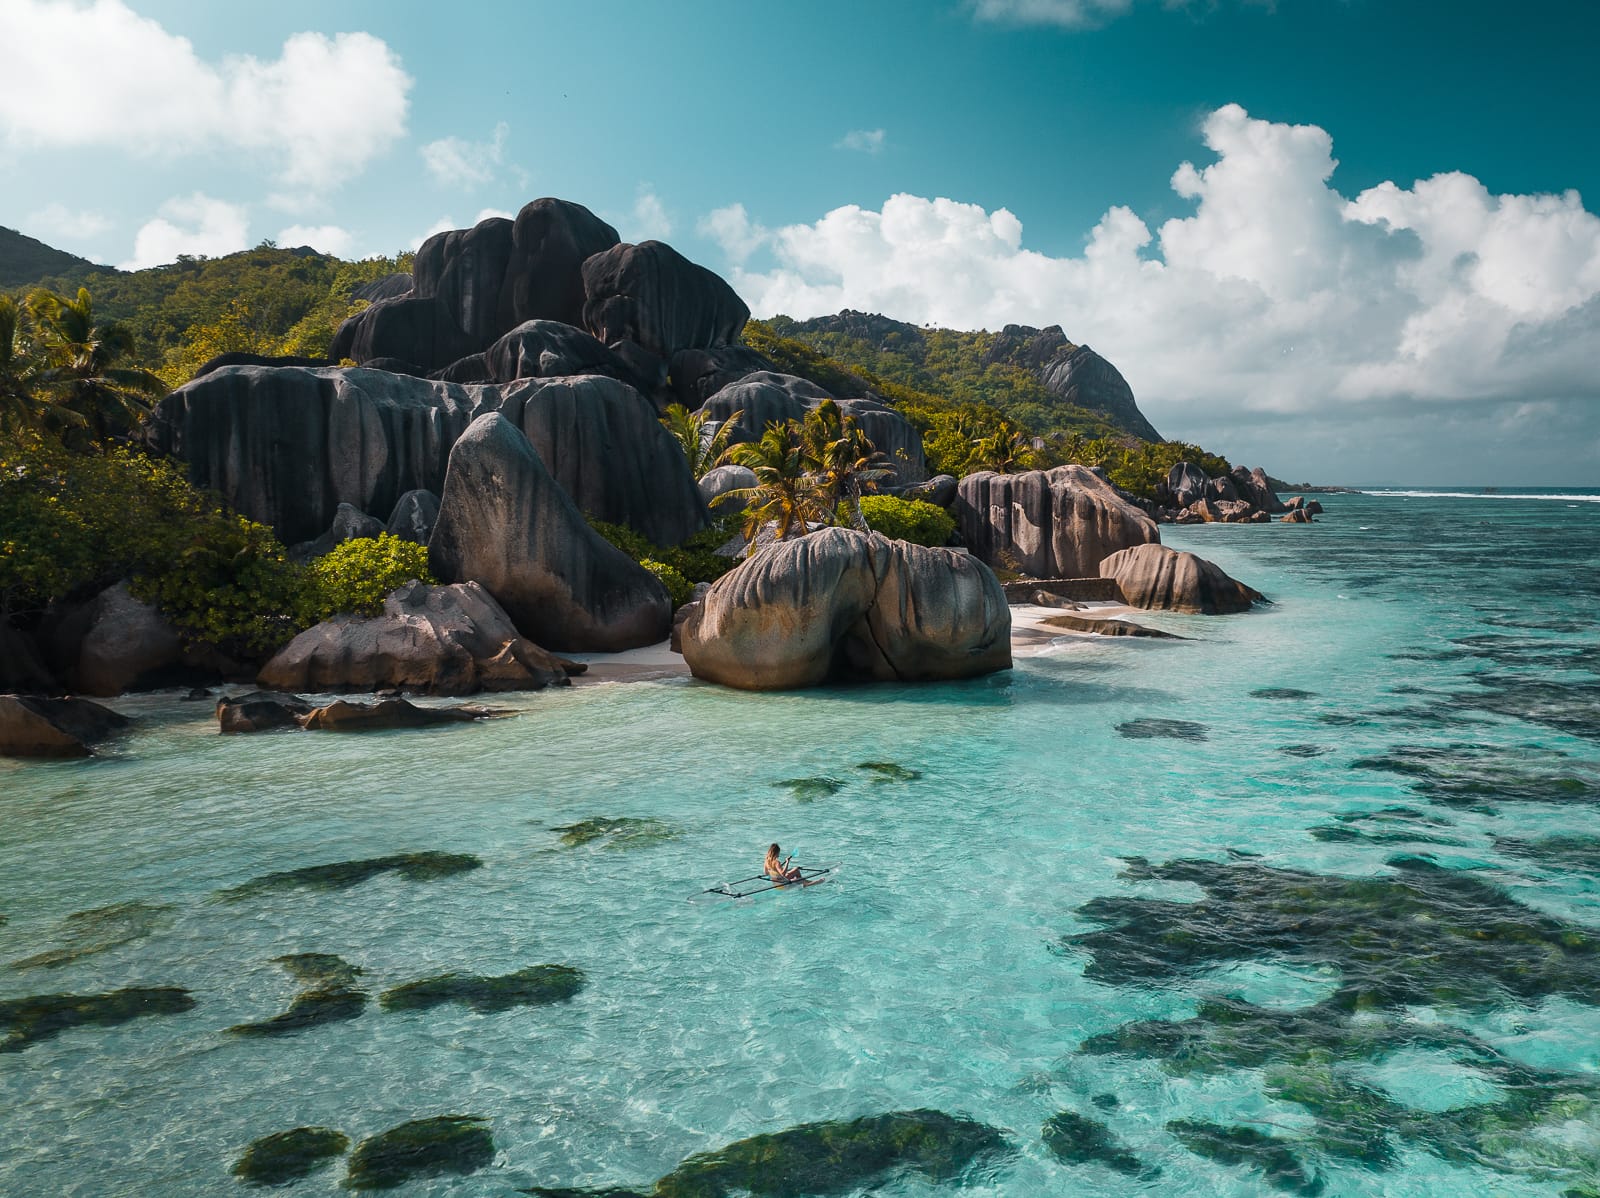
left=3, top=490, right=1600, bottom=1196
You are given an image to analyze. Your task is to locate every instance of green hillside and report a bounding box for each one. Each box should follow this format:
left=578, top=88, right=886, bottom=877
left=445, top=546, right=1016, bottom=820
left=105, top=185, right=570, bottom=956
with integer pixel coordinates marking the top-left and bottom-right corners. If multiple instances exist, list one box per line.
left=0, top=226, right=102, bottom=289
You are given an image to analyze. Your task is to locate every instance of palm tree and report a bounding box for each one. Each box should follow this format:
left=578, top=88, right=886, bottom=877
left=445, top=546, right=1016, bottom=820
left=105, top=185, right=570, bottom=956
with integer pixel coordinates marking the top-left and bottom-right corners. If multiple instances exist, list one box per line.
left=800, top=400, right=893, bottom=531
left=0, top=296, right=84, bottom=434
left=723, top=422, right=831, bottom=543
left=27, top=287, right=165, bottom=444
left=660, top=402, right=744, bottom=480
left=971, top=421, right=1036, bottom=474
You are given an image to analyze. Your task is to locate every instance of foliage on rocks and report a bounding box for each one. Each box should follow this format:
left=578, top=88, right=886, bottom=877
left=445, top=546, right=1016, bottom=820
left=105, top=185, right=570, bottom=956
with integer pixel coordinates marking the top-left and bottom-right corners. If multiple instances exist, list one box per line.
left=640, top=558, right=693, bottom=608
left=299, top=533, right=434, bottom=623
left=848, top=495, right=956, bottom=546
left=587, top=515, right=740, bottom=588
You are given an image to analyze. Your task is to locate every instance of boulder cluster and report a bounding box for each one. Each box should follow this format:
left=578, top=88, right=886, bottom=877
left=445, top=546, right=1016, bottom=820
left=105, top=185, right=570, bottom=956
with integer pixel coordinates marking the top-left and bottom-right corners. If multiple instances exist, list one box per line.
left=1154, top=462, right=1321, bottom=525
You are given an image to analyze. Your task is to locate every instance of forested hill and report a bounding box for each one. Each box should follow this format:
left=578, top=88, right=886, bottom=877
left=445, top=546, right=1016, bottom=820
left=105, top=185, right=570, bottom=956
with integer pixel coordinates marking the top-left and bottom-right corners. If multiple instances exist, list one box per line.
left=767, top=310, right=1163, bottom=444
left=0, top=226, right=103, bottom=289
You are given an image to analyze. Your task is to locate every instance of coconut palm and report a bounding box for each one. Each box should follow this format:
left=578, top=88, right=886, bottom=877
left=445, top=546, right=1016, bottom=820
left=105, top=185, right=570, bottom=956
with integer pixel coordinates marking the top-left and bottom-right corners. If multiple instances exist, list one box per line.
left=0, top=296, right=85, bottom=434
left=800, top=400, right=893, bottom=531
left=722, top=422, right=831, bottom=542
left=971, top=421, right=1036, bottom=474
left=660, top=402, right=744, bottom=480
left=26, top=287, right=165, bottom=444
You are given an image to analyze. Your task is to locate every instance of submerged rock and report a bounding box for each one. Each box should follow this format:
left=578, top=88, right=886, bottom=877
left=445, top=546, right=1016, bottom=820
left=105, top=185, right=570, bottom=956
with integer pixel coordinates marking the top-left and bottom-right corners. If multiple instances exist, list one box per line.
left=1098, top=543, right=1262, bottom=614
left=233, top=1126, right=350, bottom=1187
left=1168, top=1121, right=1323, bottom=1196
left=1040, top=1110, right=1149, bottom=1176
left=258, top=581, right=571, bottom=696
left=1350, top=742, right=1600, bottom=808
left=1252, top=687, right=1318, bottom=700
left=215, top=691, right=314, bottom=734
left=298, top=697, right=508, bottom=732
left=217, top=852, right=481, bottom=901
left=957, top=465, right=1159, bottom=579
left=856, top=761, right=921, bottom=782
left=228, top=988, right=367, bottom=1036
left=8, top=900, right=175, bottom=971
left=1115, top=718, right=1209, bottom=742
left=274, top=953, right=366, bottom=990
left=344, top=1115, right=494, bottom=1191
left=0, top=986, right=195, bottom=1053
left=550, top=817, right=678, bottom=849
left=428, top=413, right=672, bottom=652
left=681, top=528, right=1010, bottom=691
left=1043, top=613, right=1184, bottom=638
left=379, top=964, right=585, bottom=1013
left=775, top=776, right=847, bottom=802
left=0, top=694, right=129, bottom=758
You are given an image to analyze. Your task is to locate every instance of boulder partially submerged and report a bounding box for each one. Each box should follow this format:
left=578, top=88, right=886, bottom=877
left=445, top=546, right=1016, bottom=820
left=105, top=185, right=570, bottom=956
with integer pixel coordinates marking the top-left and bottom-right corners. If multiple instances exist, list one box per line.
left=429, top=413, right=671, bottom=652
left=1099, top=543, right=1262, bottom=614
left=957, top=465, right=1160, bottom=578
left=681, top=528, right=1010, bottom=690
left=258, top=581, right=574, bottom=695
left=0, top=695, right=129, bottom=758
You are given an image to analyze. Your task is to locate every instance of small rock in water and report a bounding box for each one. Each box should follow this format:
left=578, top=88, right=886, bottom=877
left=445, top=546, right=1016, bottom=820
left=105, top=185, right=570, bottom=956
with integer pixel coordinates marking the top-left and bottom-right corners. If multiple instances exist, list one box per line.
left=273, top=952, right=366, bottom=990
left=1041, top=1110, right=1151, bottom=1176
left=1251, top=687, right=1318, bottom=700
left=775, top=776, right=847, bottom=801
left=856, top=761, right=922, bottom=782
left=228, top=988, right=367, bottom=1037
left=380, top=964, right=585, bottom=1014
left=233, top=1126, right=349, bottom=1186
left=344, top=1115, right=493, bottom=1191
left=217, top=852, right=482, bottom=901
left=0, top=986, right=195, bottom=1053
left=8, top=900, right=175, bottom=971
left=1116, top=718, right=1209, bottom=742
left=550, top=817, right=678, bottom=849
left=1168, top=1121, right=1322, bottom=1196
left=1277, top=744, right=1331, bottom=758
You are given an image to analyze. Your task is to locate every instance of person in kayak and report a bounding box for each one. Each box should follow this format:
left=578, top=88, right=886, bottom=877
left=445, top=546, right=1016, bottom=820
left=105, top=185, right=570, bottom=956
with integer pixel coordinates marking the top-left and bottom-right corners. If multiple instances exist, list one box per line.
left=765, top=843, right=804, bottom=884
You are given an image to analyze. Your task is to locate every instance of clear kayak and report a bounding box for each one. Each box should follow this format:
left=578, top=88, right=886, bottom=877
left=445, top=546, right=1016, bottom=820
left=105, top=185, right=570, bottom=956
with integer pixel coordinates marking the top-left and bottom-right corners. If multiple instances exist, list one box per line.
left=694, top=864, right=837, bottom=900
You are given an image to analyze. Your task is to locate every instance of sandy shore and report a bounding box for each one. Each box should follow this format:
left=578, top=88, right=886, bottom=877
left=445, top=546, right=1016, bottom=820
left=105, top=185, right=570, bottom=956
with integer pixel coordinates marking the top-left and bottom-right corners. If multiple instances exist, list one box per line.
left=564, top=600, right=1155, bottom=683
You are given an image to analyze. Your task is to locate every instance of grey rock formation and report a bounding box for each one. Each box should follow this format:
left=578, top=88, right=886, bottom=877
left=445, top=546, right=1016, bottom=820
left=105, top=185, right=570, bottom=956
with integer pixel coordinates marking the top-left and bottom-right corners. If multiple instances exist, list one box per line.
left=482, top=320, right=631, bottom=384
left=413, top=217, right=514, bottom=347
left=148, top=366, right=503, bottom=544
left=43, top=581, right=184, bottom=696
left=216, top=691, right=314, bottom=734
left=290, top=503, right=384, bottom=562
left=838, top=397, right=926, bottom=485
left=193, top=351, right=330, bottom=380
left=496, top=197, right=620, bottom=332
left=701, top=371, right=827, bottom=442
left=957, top=465, right=1160, bottom=579
left=1281, top=507, right=1314, bottom=523
left=699, top=464, right=757, bottom=515
left=258, top=580, right=572, bottom=695
left=299, top=697, right=506, bottom=732
left=680, top=527, right=1010, bottom=690
left=385, top=490, right=441, bottom=545
left=428, top=413, right=672, bottom=651
left=582, top=240, right=749, bottom=360
left=669, top=344, right=776, bottom=409
left=329, top=295, right=478, bottom=373
left=1037, top=344, right=1161, bottom=441
left=1205, top=475, right=1241, bottom=503
left=1167, top=462, right=1210, bottom=510
left=903, top=474, right=959, bottom=509
left=0, top=695, right=129, bottom=758
left=350, top=273, right=413, bottom=305
left=1099, top=543, right=1262, bottom=614
left=498, top=374, right=709, bottom=547
left=1230, top=466, right=1287, bottom=513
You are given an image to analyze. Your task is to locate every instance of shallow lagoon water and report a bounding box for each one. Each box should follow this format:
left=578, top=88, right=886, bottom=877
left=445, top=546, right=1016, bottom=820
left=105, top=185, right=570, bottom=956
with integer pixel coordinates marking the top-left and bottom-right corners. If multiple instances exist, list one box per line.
left=3, top=491, right=1599, bottom=1196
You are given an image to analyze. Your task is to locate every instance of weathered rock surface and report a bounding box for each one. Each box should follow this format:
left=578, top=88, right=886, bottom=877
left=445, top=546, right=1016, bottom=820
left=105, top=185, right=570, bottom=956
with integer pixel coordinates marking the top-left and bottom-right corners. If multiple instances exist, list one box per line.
left=148, top=365, right=506, bottom=544
left=498, top=375, right=708, bottom=546
left=1167, top=461, right=1210, bottom=510
left=429, top=413, right=672, bottom=651
left=681, top=528, right=1010, bottom=690
left=582, top=240, right=749, bottom=360
left=481, top=319, right=632, bottom=384
left=669, top=343, right=776, bottom=409
left=1038, top=344, right=1161, bottom=441
left=39, top=582, right=186, bottom=696
left=385, top=489, right=440, bottom=545
left=904, top=473, right=959, bottom=509
left=290, top=503, right=384, bottom=562
left=1042, top=612, right=1185, bottom=638
left=699, top=464, right=756, bottom=514
left=838, top=397, right=927, bottom=484
left=412, top=217, right=514, bottom=347
left=328, top=295, right=478, bottom=374
left=700, top=370, right=827, bottom=442
left=957, top=465, right=1160, bottom=578
left=350, top=273, right=413, bottom=305
left=193, top=351, right=330, bottom=380
left=0, top=695, right=129, bottom=758
left=1099, top=543, right=1262, bottom=614
left=216, top=691, right=314, bottom=734
left=258, top=580, right=572, bottom=695
left=1205, top=475, right=1241, bottom=503
left=1231, top=466, right=1287, bottom=513
left=497, top=198, right=620, bottom=332
left=299, top=697, right=505, bottom=732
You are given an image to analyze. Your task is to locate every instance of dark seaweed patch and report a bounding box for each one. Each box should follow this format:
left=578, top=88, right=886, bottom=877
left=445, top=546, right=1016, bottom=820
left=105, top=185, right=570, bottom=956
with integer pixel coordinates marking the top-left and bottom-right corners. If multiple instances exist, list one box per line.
left=380, top=964, right=585, bottom=1014
left=1278, top=744, right=1331, bottom=758
left=344, top=1115, right=493, bottom=1191
left=1493, top=835, right=1600, bottom=873
left=1068, top=856, right=1600, bottom=1011
left=1040, top=1110, right=1150, bottom=1176
left=1308, top=805, right=1466, bottom=848
left=1449, top=674, right=1600, bottom=742
left=1251, top=688, right=1318, bottom=701
left=0, top=986, right=194, bottom=1053
left=775, top=776, right=847, bottom=802
left=1315, top=714, right=1369, bottom=727
left=233, top=1126, right=349, bottom=1186
left=227, top=989, right=366, bottom=1036
left=550, top=818, right=678, bottom=849
left=273, top=953, right=364, bottom=989
left=856, top=761, right=922, bottom=782
left=217, top=852, right=481, bottom=901
left=8, top=900, right=175, bottom=971
left=1116, top=719, right=1208, bottom=742
left=1351, top=744, right=1599, bottom=808
left=1168, top=1121, right=1323, bottom=1196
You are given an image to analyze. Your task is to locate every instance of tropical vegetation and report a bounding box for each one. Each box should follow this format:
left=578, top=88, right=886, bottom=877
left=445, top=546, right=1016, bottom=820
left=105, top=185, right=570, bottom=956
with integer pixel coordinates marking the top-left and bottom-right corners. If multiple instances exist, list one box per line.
left=849, top=496, right=956, bottom=547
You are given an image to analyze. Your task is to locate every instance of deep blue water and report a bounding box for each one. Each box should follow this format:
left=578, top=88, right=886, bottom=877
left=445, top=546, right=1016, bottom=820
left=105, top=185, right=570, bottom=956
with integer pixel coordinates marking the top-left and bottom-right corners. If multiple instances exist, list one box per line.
left=2, top=490, right=1599, bottom=1196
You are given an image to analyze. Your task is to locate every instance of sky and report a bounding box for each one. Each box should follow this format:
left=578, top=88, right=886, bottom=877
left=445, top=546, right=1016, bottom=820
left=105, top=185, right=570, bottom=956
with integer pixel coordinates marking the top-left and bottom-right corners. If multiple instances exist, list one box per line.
left=2, top=0, right=1598, bottom=485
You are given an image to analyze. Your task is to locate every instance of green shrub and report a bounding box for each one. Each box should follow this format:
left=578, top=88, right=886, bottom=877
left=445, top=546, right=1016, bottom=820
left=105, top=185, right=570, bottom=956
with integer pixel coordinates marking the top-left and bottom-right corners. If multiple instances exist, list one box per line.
left=587, top=514, right=739, bottom=587
left=586, top=518, right=654, bottom=561
left=848, top=496, right=956, bottom=547
left=299, top=534, right=433, bottom=623
left=640, top=558, right=693, bottom=608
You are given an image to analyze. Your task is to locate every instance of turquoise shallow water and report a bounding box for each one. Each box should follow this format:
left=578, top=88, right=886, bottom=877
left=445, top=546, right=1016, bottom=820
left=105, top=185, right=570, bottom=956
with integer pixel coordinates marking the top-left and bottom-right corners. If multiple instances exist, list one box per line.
left=3, top=490, right=1600, bottom=1196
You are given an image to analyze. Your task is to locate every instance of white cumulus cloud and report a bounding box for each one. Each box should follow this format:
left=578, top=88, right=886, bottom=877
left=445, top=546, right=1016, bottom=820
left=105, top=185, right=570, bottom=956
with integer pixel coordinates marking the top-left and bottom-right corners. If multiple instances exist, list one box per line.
left=120, top=194, right=249, bottom=269
left=698, top=203, right=770, bottom=264
left=420, top=122, right=509, bottom=189
left=24, top=202, right=110, bottom=240
left=722, top=103, right=1600, bottom=480
left=0, top=0, right=412, bottom=195
left=837, top=128, right=887, bottom=155
left=276, top=224, right=354, bottom=257
left=627, top=188, right=673, bottom=242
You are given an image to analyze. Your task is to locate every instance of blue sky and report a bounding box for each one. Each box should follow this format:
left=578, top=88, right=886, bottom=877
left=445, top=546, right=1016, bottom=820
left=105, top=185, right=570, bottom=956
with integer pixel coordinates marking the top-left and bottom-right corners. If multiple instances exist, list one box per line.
left=3, top=0, right=1598, bottom=484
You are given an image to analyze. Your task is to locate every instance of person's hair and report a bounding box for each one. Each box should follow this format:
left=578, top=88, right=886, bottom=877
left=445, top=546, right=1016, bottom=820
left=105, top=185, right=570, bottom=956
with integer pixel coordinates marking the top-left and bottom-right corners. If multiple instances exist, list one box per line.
left=768, top=843, right=780, bottom=855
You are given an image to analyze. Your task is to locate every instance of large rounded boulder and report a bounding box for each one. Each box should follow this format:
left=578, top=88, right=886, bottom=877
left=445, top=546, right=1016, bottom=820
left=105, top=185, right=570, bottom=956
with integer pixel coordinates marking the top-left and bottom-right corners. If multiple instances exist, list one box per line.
left=413, top=217, right=515, bottom=346
left=582, top=240, right=750, bottom=360
left=428, top=413, right=671, bottom=652
left=701, top=371, right=826, bottom=443
left=496, top=197, right=620, bottom=331
left=481, top=320, right=632, bottom=384
left=957, top=465, right=1159, bottom=579
left=1099, top=543, right=1262, bottom=614
left=258, top=580, right=573, bottom=695
left=681, top=528, right=1010, bottom=690
left=498, top=374, right=709, bottom=547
